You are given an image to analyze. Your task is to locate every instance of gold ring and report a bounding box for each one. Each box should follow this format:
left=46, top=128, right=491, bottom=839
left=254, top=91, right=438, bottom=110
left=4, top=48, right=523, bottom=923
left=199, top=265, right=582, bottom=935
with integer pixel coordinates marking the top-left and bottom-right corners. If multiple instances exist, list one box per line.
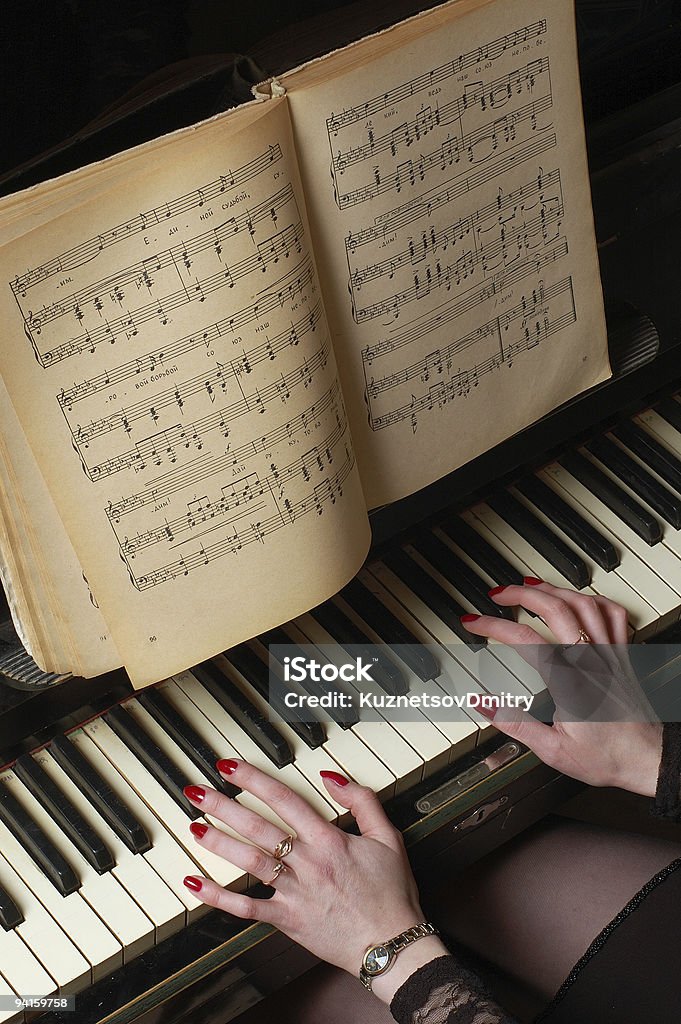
left=273, top=834, right=294, bottom=860
left=265, top=860, right=287, bottom=886
left=562, top=629, right=592, bottom=649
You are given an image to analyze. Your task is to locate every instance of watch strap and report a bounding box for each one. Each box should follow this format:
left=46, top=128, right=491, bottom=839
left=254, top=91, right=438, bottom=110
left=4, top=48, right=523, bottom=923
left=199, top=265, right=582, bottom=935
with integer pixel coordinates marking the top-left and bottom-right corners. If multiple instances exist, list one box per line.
left=359, top=921, right=439, bottom=991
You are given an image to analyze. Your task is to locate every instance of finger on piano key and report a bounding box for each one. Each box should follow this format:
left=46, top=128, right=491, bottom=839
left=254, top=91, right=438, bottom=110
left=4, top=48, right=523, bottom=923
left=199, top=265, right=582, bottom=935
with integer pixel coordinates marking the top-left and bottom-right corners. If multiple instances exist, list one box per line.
left=439, top=516, right=525, bottom=588
left=0, top=813, right=122, bottom=981
left=83, top=717, right=245, bottom=890
left=104, top=704, right=201, bottom=820
left=67, top=728, right=207, bottom=920
left=2, top=769, right=156, bottom=963
left=410, top=530, right=514, bottom=619
left=612, top=420, right=681, bottom=495
left=192, top=660, right=294, bottom=769
left=306, top=603, right=409, bottom=696
left=49, top=733, right=152, bottom=856
left=13, top=754, right=115, bottom=874
left=0, top=849, right=89, bottom=992
left=585, top=435, right=681, bottom=528
left=36, top=749, right=186, bottom=944
left=0, top=773, right=80, bottom=897
left=539, top=464, right=681, bottom=633
left=0, top=882, right=22, bottom=932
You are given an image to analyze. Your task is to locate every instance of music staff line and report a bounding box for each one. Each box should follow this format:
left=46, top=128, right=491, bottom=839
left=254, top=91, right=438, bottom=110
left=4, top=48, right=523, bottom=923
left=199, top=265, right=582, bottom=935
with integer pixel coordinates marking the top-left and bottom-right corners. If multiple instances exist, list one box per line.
left=105, top=380, right=342, bottom=522
left=326, top=20, right=546, bottom=134
left=130, top=448, right=355, bottom=591
left=369, top=304, right=577, bottom=433
left=86, top=336, right=330, bottom=480
left=337, top=93, right=553, bottom=210
left=334, top=58, right=548, bottom=174
left=365, top=276, right=573, bottom=400
left=363, top=236, right=569, bottom=363
left=38, top=241, right=309, bottom=369
left=68, top=303, right=324, bottom=445
left=10, top=144, right=284, bottom=298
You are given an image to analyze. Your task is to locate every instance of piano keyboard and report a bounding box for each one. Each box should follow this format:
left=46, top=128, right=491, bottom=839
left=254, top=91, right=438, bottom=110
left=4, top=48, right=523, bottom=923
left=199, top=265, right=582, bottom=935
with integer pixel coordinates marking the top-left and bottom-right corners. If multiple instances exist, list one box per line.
left=3, top=392, right=681, bottom=1020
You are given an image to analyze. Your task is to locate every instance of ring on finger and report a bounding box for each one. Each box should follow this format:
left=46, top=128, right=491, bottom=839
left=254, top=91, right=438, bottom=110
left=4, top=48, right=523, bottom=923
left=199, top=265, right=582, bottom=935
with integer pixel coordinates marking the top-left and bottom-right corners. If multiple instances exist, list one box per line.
left=273, top=834, right=294, bottom=861
left=561, top=629, right=592, bottom=649
left=265, top=860, right=287, bottom=886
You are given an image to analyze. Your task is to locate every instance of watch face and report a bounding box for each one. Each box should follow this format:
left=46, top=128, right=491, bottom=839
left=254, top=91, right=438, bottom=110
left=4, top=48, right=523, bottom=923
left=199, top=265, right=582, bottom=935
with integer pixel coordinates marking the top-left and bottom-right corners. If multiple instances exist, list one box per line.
left=364, top=945, right=391, bottom=975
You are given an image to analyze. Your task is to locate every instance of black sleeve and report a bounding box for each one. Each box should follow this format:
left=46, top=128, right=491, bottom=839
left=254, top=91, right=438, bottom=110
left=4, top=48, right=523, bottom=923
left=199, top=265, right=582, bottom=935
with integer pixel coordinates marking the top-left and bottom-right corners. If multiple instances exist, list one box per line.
left=390, top=955, right=518, bottom=1024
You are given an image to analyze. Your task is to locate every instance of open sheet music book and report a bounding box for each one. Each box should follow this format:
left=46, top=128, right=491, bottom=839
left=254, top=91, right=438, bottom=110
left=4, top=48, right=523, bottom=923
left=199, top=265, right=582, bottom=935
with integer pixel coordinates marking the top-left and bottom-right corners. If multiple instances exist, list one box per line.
left=0, top=0, right=609, bottom=686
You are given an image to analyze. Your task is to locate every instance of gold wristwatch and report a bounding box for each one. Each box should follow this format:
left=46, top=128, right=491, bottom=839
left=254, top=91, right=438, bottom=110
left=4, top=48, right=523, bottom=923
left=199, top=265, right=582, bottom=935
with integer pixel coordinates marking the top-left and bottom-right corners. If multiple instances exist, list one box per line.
left=359, top=922, right=439, bottom=991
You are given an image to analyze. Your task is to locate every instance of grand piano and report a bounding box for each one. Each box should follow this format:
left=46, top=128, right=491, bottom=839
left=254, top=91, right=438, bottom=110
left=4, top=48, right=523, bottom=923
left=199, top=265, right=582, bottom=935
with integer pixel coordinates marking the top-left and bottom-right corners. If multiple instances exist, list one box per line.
left=2, top=1, right=681, bottom=1020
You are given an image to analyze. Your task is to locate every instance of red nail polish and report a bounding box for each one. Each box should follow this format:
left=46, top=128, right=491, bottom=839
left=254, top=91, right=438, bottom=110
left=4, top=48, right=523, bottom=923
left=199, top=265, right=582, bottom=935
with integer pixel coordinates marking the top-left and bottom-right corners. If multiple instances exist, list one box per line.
left=320, top=770, right=349, bottom=787
left=524, top=577, right=543, bottom=586
left=183, top=785, right=205, bottom=803
left=190, top=822, right=208, bottom=839
left=479, top=705, right=498, bottom=721
left=488, top=585, right=508, bottom=597
left=184, top=875, right=203, bottom=893
left=460, top=613, right=480, bottom=623
left=216, top=758, right=239, bottom=775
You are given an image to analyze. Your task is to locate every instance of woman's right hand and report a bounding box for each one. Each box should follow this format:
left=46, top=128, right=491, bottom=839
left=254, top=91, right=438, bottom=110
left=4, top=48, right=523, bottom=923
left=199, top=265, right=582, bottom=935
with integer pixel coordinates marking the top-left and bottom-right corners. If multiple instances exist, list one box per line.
left=461, top=580, right=663, bottom=798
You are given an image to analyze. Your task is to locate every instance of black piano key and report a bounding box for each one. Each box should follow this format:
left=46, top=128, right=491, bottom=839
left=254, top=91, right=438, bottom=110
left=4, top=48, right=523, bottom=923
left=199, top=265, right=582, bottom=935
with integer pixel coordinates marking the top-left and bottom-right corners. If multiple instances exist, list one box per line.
left=515, top=475, right=620, bottom=571
left=14, top=754, right=115, bottom=874
left=104, top=704, right=201, bottom=820
left=192, top=661, right=294, bottom=770
left=559, top=450, right=662, bottom=545
left=307, top=602, right=409, bottom=696
left=585, top=436, right=681, bottom=529
left=0, top=782, right=81, bottom=896
left=381, top=549, right=485, bottom=648
left=137, top=690, right=240, bottom=796
left=439, top=517, right=524, bottom=587
left=612, top=421, right=681, bottom=497
left=485, top=491, right=590, bottom=589
left=50, top=734, right=151, bottom=855
left=339, top=579, right=439, bottom=682
left=261, top=627, right=360, bottom=728
left=410, top=531, right=514, bottom=619
left=0, top=882, right=23, bottom=931
left=655, top=396, right=681, bottom=434
left=225, top=644, right=326, bottom=750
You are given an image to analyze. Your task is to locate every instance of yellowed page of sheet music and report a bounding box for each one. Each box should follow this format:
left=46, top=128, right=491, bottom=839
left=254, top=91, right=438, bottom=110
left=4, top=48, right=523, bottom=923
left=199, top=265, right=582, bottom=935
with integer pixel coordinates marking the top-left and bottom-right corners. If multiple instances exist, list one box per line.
left=281, top=0, right=610, bottom=508
left=0, top=98, right=370, bottom=686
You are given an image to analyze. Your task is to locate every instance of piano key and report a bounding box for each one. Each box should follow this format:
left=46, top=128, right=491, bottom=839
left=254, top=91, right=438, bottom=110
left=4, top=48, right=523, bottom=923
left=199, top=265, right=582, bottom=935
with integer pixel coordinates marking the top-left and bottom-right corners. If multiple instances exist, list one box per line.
left=486, top=491, right=590, bottom=589
left=36, top=750, right=186, bottom=945
left=410, top=530, right=514, bottom=618
left=585, top=435, right=681, bottom=528
left=612, top=420, right=681, bottom=496
left=261, top=626, right=360, bottom=728
left=515, top=475, right=620, bottom=571
left=558, top=450, right=661, bottom=545
left=13, top=754, right=115, bottom=874
left=2, top=770, right=155, bottom=963
left=137, top=689, right=239, bottom=796
left=439, top=516, right=525, bottom=588
left=0, top=976, right=19, bottom=1024
left=382, top=548, right=485, bottom=647
left=0, top=773, right=80, bottom=897
left=0, top=920, right=56, bottom=1002
left=306, top=603, right=409, bottom=696
left=49, top=733, right=152, bottom=856
left=654, top=395, right=681, bottom=434
left=0, top=812, right=123, bottom=981
left=67, top=728, right=205, bottom=920
left=192, top=660, right=294, bottom=769
left=0, top=848, right=89, bottom=991
left=0, top=882, right=22, bottom=932
left=339, top=578, right=439, bottom=682
left=224, top=644, right=327, bottom=749
left=83, top=717, right=245, bottom=889
left=105, top=703, right=201, bottom=820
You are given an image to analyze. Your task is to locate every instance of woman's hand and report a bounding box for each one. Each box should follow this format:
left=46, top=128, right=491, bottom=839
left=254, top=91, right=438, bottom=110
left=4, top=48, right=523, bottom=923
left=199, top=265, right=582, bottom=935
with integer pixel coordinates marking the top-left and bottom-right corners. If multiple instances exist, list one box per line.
left=462, top=579, right=663, bottom=798
left=183, top=761, right=448, bottom=1001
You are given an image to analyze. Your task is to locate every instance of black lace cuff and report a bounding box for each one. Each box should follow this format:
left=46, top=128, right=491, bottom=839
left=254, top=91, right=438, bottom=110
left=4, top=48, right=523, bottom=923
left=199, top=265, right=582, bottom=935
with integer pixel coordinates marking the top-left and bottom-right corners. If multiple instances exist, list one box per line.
left=652, top=722, right=681, bottom=822
left=390, top=954, right=517, bottom=1023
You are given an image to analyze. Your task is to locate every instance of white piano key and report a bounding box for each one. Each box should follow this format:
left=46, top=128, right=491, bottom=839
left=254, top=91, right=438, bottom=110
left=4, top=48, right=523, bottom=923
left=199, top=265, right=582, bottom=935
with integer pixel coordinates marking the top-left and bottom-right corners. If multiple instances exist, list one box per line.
left=68, top=729, right=205, bottom=920
left=0, top=848, right=89, bottom=992
left=0, top=815, right=122, bottom=982
left=2, top=770, right=154, bottom=964
left=35, top=749, right=186, bottom=944
left=0, top=974, right=20, bottom=1024
left=0, top=910, right=56, bottom=1001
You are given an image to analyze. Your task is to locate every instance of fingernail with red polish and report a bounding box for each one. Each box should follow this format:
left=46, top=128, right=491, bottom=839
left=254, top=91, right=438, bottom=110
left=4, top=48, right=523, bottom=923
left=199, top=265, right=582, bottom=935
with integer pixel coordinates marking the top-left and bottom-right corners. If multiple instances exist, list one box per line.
left=184, top=875, right=203, bottom=892
left=479, top=705, right=497, bottom=721
left=183, top=785, right=205, bottom=804
left=524, top=577, right=543, bottom=586
left=190, top=822, right=208, bottom=839
left=216, top=758, right=239, bottom=775
left=488, top=585, right=508, bottom=597
left=320, top=770, right=349, bottom=787
left=460, top=613, right=480, bottom=624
